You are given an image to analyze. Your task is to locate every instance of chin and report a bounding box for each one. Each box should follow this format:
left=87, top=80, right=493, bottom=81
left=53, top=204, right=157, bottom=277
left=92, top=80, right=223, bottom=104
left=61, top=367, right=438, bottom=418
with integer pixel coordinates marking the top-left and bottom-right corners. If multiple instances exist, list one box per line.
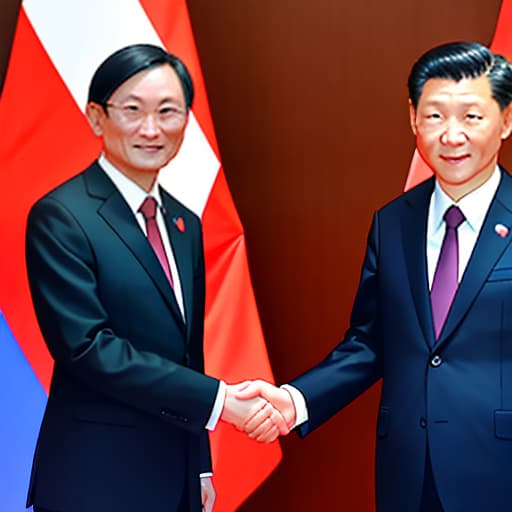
left=135, top=156, right=170, bottom=170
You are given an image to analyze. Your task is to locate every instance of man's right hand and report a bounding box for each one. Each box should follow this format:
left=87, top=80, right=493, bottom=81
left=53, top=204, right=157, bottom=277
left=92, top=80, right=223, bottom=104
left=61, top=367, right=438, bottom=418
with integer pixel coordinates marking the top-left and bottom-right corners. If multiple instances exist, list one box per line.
left=220, top=382, right=290, bottom=442
left=235, top=380, right=297, bottom=441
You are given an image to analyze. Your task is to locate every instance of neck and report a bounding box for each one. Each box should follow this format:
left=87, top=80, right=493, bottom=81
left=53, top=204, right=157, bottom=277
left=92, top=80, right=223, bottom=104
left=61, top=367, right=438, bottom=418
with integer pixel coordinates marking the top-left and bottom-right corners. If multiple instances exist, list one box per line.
left=100, top=154, right=160, bottom=193
left=127, top=172, right=158, bottom=193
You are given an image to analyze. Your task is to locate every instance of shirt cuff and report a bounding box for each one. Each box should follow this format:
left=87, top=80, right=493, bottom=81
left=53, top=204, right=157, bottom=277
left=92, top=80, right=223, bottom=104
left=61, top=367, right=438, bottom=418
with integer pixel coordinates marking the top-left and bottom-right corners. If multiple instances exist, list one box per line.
left=205, top=380, right=226, bottom=431
left=200, top=472, right=213, bottom=478
left=281, top=384, right=308, bottom=428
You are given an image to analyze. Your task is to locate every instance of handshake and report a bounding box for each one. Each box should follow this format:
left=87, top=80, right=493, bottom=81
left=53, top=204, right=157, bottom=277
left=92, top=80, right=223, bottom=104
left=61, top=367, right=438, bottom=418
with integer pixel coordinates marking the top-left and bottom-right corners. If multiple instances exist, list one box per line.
left=220, top=380, right=297, bottom=443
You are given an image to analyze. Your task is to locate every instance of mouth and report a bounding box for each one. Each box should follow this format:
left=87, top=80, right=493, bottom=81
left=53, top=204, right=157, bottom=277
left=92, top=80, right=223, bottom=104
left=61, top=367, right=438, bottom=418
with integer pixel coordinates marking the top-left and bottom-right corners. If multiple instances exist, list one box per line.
left=440, top=154, right=470, bottom=164
left=134, top=144, right=164, bottom=153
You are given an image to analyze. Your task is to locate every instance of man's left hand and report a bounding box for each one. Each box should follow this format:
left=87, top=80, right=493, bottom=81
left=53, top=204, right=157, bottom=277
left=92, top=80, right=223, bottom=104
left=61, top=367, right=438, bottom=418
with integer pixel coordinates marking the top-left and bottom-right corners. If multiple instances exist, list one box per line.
left=201, top=476, right=216, bottom=512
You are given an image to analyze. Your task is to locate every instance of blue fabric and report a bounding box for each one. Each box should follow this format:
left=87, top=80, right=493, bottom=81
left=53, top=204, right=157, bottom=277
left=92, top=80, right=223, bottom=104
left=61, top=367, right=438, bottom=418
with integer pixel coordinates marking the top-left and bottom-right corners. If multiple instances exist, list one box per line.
left=0, top=311, right=46, bottom=512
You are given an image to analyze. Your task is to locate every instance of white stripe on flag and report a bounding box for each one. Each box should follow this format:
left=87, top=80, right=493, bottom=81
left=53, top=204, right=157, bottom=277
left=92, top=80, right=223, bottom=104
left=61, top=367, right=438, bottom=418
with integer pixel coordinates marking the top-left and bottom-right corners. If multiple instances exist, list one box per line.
left=24, top=0, right=161, bottom=111
left=24, top=0, right=220, bottom=216
left=160, top=115, right=221, bottom=217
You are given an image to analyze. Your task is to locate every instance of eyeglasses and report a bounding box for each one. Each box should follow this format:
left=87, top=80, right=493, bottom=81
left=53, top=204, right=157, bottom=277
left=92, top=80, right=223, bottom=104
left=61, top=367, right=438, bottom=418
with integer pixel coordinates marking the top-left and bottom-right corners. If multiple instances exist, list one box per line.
left=105, top=102, right=187, bottom=128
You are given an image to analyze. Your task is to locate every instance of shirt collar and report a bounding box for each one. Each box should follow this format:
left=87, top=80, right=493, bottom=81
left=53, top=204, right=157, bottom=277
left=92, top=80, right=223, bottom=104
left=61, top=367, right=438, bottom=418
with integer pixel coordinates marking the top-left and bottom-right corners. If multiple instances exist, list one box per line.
left=431, top=166, right=501, bottom=234
left=98, top=154, right=163, bottom=214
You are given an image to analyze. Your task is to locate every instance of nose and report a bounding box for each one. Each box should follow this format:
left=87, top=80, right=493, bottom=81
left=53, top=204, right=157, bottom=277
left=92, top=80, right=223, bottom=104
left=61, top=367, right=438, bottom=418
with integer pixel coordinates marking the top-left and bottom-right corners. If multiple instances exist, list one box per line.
left=138, top=113, right=160, bottom=136
left=440, top=119, right=467, bottom=146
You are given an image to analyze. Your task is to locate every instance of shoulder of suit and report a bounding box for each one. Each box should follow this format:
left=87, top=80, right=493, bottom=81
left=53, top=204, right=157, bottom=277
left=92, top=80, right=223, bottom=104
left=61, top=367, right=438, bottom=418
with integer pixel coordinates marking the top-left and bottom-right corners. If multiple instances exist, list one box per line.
left=377, top=175, right=435, bottom=215
left=30, top=161, right=100, bottom=213
left=499, top=165, right=512, bottom=181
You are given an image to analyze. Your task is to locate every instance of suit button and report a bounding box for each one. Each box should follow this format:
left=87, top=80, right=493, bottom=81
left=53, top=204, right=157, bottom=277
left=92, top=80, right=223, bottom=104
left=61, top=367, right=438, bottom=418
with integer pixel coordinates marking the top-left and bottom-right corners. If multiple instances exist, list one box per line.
left=430, top=355, right=443, bottom=367
left=420, top=417, right=427, bottom=429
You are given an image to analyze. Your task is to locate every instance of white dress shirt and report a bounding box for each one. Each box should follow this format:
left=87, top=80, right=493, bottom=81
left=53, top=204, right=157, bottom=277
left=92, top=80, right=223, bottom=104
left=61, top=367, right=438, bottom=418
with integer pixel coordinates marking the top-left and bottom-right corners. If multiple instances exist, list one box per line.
left=99, top=155, right=186, bottom=317
left=287, top=166, right=502, bottom=429
left=427, top=166, right=500, bottom=287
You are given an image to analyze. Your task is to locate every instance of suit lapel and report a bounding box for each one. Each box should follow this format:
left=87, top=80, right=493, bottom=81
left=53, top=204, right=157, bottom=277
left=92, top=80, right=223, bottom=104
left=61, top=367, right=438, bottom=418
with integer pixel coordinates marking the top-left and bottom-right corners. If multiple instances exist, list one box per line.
left=435, top=170, right=512, bottom=349
left=160, top=189, right=195, bottom=342
left=84, top=164, right=185, bottom=327
left=401, top=178, right=437, bottom=347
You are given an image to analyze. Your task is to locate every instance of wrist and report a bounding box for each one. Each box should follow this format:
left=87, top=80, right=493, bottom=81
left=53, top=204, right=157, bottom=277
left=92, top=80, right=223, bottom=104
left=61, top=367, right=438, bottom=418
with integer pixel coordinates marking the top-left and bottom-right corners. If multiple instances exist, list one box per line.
left=281, top=388, right=297, bottom=427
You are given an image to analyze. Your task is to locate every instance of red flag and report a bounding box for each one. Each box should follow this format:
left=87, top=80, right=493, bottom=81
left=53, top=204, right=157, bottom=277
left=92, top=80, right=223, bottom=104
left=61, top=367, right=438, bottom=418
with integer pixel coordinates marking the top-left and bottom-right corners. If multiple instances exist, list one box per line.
left=405, top=3, right=512, bottom=191
left=0, top=1, right=281, bottom=510
left=490, top=0, right=512, bottom=56
left=404, top=148, right=434, bottom=191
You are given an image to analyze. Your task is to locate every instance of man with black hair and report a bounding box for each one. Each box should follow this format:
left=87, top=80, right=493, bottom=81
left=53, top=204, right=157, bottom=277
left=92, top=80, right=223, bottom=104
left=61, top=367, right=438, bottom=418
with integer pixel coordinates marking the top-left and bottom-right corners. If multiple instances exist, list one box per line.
left=240, top=41, right=512, bottom=511
left=25, top=44, right=287, bottom=512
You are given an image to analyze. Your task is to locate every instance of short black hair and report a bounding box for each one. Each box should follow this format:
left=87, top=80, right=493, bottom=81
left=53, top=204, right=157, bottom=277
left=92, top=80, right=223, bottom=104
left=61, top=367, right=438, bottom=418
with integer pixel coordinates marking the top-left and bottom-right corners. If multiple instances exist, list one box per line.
left=87, top=43, right=194, bottom=111
left=408, top=41, right=512, bottom=110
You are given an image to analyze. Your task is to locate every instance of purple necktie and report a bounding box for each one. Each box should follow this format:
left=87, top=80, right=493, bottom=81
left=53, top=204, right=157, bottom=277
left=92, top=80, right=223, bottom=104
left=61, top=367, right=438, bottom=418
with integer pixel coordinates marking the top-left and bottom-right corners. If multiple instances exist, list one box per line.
left=430, top=205, right=465, bottom=338
left=139, top=196, right=174, bottom=287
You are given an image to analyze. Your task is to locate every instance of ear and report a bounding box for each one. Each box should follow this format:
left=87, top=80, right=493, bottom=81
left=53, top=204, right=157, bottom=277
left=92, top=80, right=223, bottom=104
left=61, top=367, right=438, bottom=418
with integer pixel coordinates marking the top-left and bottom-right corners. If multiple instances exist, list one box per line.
left=86, top=102, right=106, bottom=136
left=182, top=111, right=190, bottom=132
left=501, top=104, right=512, bottom=140
left=408, top=99, right=418, bottom=136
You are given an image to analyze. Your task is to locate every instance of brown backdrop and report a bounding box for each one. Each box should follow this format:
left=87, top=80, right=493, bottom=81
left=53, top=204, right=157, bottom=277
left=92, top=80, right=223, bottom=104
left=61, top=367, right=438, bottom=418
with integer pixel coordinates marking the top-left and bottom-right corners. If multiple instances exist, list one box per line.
left=1, top=1, right=509, bottom=510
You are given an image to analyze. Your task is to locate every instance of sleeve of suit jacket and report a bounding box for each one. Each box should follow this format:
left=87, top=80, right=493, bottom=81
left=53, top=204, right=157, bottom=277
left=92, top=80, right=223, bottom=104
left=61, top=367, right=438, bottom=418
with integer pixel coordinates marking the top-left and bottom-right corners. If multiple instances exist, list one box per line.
left=26, top=184, right=220, bottom=437
left=291, top=212, right=384, bottom=435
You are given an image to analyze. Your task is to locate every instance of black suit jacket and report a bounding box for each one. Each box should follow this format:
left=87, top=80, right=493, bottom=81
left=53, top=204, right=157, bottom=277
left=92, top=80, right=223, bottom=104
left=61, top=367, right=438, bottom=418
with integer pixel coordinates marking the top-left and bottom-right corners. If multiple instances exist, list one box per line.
left=25, top=162, right=219, bottom=512
left=292, top=167, right=512, bottom=511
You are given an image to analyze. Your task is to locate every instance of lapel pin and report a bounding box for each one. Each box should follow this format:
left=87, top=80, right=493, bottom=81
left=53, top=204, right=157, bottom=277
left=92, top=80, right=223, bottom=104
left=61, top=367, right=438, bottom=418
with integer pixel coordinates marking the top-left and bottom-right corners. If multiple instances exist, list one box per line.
left=494, top=223, right=509, bottom=238
left=173, top=216, right=185, bottom=233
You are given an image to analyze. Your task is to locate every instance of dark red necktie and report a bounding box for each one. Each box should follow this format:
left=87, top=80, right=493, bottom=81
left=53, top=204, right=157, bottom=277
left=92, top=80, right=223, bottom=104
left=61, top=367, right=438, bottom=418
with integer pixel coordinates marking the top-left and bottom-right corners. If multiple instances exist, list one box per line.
left=430, top=205, right=465, bottom=338
left=139, top=196, right=174, bottom=287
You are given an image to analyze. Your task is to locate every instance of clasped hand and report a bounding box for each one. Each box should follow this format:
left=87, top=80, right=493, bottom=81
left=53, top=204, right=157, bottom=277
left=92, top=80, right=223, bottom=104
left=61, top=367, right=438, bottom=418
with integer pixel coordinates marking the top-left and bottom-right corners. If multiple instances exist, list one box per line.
left=221, top=380, right=296, bottom=442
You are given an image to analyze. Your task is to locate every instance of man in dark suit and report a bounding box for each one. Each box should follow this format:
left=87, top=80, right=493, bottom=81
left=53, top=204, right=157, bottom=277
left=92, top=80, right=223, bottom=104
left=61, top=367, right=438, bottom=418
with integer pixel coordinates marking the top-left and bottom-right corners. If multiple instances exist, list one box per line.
left=238, top=41, right=512, bottom=510
left=25, top=44, right=286, bottom=512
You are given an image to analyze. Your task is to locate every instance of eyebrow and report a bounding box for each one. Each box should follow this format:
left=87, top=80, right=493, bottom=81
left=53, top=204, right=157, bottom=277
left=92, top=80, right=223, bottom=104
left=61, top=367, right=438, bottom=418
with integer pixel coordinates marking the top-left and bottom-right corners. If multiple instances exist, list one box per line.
left=121, top=93, right=184, bottom=105
left=421, top=97, right=487, bottom=108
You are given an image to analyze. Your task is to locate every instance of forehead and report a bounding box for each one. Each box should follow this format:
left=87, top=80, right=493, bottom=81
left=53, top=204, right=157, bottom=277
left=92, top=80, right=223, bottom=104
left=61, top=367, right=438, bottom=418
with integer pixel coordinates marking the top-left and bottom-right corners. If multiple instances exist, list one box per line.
left=109, top=64, right=185, bottom=103
left=418, top=75, right=494, bottom=106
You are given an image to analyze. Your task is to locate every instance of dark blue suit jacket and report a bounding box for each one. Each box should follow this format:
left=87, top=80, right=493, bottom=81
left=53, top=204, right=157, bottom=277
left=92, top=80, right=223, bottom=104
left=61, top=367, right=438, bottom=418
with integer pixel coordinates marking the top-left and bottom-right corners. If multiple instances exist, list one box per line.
left=25, top=162, right=219, bottom=512
left=292, top=167, right=512, bottom=511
